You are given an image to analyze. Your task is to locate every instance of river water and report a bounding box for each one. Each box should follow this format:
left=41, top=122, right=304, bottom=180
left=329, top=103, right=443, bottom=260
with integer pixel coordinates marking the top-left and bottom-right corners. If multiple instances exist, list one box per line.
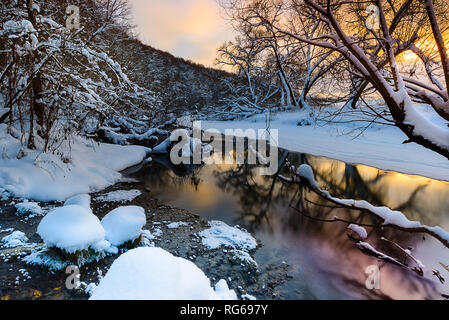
left=126, top=148, right=449, bottom=300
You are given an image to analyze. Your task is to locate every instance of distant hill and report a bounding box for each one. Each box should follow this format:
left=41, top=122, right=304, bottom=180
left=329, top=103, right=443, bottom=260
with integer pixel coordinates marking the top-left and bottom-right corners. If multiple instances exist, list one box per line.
left=105, top=36, right=237, bottom=123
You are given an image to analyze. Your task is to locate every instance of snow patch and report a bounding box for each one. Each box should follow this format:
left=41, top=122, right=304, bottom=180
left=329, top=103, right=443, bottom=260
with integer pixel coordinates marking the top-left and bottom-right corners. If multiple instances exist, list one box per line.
left=231, top=249, right=258, bottom=268
left=96, top=189, right=141, bottom=203
left=1, top=231, right=28, bottom=248
left=198, top=221, right=257, bottom=251
left=15, top=201, right=44, bottom=217
left=166, top=221, right=190, bottom=229
left=241, top=293, right=257, bottom=300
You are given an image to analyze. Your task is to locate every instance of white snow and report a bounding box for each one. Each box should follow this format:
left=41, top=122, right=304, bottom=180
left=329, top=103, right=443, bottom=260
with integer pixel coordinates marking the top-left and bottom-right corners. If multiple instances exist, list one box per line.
left=15, top=201, right=43, bottom=216
left=95, top=189, right=141, bottom=203
left=37, top=205, right=105, bottom=253
left=84, top=283, right=97, bottom=296
left=166, top=221, right=190, bottom=229
left=89, top=247, right=237, bottom=300
left=152, top=227, right=163, bottom=237
left=152, top=137, right=171, bottom=154
left=140, top=229, right=155, bottom=247
left=64, top=194, right=91, bottom=210
left=0, top=125, right=150, bottom=202
left=203, top=107, right=449, bottom=181
left=1, top=231, right=28, bottom=248
left=297, top=164, right=319, bottom=189
left=91, top=239, right=118, bottom=255
left=356, top=241, right=405, bottom=266
left=347, top=224, right=368, bottom=239
left=401, top=94, right=449, bottom=151
left=231, top=249, right=258, bottom=268
left=214, top=279, right=238, bottom=300
left=198, top=221, right=257, bottom=251
left=241, top=293, right=257, bottom=300
left=101, top=206, right=146, bottom=246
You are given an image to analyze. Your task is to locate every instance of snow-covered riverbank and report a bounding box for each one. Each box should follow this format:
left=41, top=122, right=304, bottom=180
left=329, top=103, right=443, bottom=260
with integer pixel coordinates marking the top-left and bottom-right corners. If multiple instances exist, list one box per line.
left=203, top=106, right=449, bottom=181
left=0, top=180, right=272, bottom=300
left=0, top=124, right=150, bottom=202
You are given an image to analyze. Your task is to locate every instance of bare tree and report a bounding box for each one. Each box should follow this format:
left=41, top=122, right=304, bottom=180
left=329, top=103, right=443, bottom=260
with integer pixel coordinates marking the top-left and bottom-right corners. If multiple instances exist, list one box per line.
left=216, top=38, right=280, bottom=115
left=222, top=0, right=449, bottom=159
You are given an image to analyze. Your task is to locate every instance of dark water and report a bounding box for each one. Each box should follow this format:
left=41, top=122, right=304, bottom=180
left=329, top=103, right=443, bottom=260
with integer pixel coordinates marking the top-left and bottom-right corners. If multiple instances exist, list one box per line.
left=126, top=148, right=449, bottom=300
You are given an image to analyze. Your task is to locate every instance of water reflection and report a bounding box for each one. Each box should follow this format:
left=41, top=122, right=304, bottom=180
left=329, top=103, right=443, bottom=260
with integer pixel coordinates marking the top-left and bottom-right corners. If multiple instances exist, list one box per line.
left=128, top=150, right=449, bottom=300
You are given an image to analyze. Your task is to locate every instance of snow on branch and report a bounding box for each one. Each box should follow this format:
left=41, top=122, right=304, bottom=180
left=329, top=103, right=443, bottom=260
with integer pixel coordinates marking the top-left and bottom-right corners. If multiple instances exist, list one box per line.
left=294, top=164, right=449, bottom=249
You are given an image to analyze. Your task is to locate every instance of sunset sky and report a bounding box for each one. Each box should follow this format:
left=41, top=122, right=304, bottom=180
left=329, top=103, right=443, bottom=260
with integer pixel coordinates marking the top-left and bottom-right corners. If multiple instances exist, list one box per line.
left=129, top=0, right=235, bottom=67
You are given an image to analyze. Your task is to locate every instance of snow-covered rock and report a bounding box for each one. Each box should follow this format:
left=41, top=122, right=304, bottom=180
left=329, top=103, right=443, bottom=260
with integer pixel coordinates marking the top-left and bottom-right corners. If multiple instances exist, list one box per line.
left=15, top=201, right=43, bottom=216
left=101, top=206, right=146, bottom=246
left=64, top=194, right=91, bottom=210
left=198, top=221, right=257, bottom=251
left=37, top=205, right=105, bottom=253
left=1, top=231, right=28, bottom=248
left=90, top=247, right=237, bottom=300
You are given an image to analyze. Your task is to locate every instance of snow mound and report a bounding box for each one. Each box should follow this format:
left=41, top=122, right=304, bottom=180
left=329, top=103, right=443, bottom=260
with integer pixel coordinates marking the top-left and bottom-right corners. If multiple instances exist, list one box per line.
left=101, top=206, right=146, bottom=246
left=96, top=189, right=141, bottom=203
left=64, top=194, right=91, bottom=210
left=89, top=247, right=237, bottom=300
left=15, top=201, right=43, bottom=216
left=37, top=205, right=105, bottom=253
left=198, top=221, right=257, bottom=251
left=1, top=231, right=28, bottom=248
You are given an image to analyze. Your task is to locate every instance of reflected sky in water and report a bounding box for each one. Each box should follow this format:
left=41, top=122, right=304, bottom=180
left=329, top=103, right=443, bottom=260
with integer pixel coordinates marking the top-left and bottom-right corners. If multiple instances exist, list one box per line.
left=129, top=151, right=449, bottom=300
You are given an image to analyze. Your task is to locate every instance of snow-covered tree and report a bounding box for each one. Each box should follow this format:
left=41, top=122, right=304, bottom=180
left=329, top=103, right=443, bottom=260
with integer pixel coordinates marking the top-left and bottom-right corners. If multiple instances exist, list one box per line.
left=221, top=0, right=449, bottom=160
left=0, top=0, right=157, bottom=153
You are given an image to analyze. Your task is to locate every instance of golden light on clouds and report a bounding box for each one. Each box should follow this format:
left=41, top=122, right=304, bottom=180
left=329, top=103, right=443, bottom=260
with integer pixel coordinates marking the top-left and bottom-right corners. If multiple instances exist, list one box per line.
left=129, top=0, right=235, bottom=67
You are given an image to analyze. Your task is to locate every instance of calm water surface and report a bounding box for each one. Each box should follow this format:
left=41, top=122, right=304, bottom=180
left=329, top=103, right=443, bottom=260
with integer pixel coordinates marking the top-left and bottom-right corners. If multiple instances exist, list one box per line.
left=127, top=149, right=449, bottom=300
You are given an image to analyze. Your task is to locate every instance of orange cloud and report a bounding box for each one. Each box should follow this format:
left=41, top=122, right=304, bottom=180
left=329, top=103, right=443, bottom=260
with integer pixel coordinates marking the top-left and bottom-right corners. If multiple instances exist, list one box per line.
left=130, top=0, right=235, bottom=67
